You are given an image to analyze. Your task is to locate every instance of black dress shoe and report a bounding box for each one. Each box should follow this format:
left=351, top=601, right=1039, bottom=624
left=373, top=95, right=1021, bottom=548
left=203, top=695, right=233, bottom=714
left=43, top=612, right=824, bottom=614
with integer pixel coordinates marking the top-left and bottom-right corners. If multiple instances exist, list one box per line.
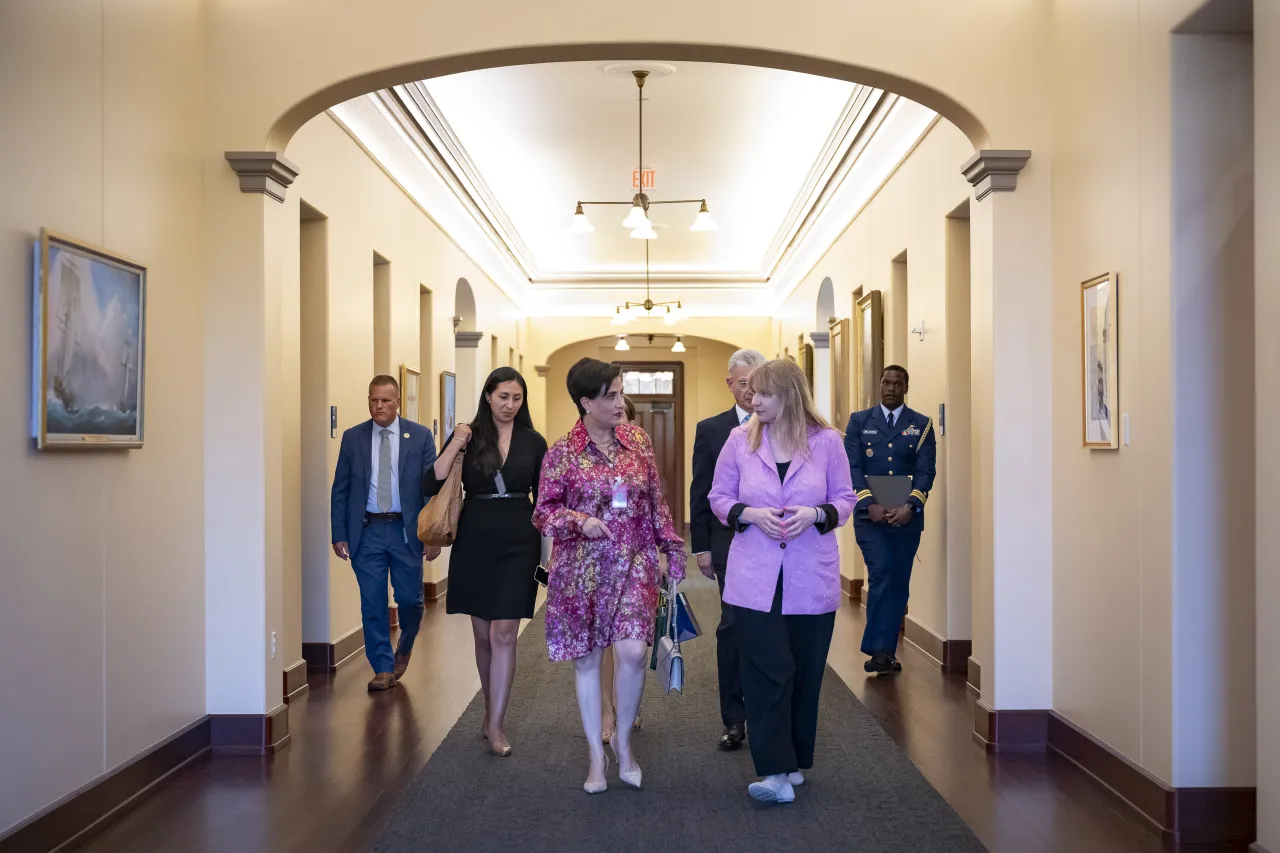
left=864, top=652, right=894, bottom=674
left=719, top=723, right=746, bottom=750
left=889, top=656, right=903, bottom=672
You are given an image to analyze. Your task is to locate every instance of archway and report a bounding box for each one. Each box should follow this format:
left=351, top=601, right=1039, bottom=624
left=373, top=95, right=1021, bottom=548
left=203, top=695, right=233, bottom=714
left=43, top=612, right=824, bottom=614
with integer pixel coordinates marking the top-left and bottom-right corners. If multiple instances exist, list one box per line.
left=206, top=31, right=1051, bottom=732
left=452, top=277, right=481, bottom=430
left=266, top=43, right=991, bottom=152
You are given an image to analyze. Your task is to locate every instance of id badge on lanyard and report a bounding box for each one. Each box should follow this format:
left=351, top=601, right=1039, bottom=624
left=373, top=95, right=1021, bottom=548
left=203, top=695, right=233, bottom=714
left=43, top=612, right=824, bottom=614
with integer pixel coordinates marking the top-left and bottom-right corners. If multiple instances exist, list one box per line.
left=611, top=477, right=629, bottom=510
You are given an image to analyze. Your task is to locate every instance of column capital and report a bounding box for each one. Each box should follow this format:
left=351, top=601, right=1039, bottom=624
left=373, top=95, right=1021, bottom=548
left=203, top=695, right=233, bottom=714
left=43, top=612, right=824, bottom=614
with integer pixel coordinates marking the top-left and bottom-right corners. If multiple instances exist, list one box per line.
left=225, top=151, right=300, bottom=202
left=535, top=365, right=550, bottom=378
left=961, top=150, right=1031, bottom=201
left=455, top=331, right=484, bottom=349
left=809, top=331, right=830, bottom=349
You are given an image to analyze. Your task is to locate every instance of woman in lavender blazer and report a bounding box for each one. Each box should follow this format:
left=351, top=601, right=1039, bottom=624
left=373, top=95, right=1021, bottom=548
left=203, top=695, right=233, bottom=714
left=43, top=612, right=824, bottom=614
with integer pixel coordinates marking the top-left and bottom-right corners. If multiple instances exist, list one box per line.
left=709, top=358, right=856, bottom=805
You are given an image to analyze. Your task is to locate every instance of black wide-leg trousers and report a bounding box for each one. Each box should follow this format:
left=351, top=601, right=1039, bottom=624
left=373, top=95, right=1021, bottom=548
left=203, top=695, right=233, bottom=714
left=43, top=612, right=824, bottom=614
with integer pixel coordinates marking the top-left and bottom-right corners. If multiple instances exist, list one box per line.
left=733, top=572, right=836, bottom=777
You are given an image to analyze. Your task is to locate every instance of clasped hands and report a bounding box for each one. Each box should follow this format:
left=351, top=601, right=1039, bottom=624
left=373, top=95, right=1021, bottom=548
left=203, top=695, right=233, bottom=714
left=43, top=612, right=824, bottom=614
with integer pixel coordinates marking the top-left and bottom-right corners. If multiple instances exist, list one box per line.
left=739, top=506, right=821, bottom=541
left=867, top=503, right=914, bottom=527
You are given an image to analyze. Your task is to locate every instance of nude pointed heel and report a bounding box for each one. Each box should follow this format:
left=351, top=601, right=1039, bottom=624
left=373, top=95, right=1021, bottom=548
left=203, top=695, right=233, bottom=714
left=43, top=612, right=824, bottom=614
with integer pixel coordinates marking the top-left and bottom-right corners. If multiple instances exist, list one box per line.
left=609, top=742, right=642, bottom=790
left=584, top=753, right=610, bottom=795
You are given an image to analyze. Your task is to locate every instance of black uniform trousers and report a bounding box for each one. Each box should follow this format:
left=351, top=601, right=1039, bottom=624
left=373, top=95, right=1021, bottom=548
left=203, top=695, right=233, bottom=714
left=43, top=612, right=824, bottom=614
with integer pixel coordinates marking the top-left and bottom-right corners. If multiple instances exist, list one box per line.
left=733, top=571, right=836, bottom=777
left=714, top=564, right=746, bottom=727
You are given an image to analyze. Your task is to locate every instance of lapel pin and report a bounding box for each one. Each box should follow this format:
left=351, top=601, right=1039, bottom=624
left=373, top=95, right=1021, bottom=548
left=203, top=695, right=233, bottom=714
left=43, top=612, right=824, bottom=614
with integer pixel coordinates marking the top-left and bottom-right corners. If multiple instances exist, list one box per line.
left=404, top=432, right=410, bottom=439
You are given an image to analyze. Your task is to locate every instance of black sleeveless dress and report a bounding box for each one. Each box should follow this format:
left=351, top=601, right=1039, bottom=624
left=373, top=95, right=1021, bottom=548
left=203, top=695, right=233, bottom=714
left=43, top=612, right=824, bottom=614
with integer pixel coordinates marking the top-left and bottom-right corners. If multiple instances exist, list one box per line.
left=426, top=427, right=547, bottom=620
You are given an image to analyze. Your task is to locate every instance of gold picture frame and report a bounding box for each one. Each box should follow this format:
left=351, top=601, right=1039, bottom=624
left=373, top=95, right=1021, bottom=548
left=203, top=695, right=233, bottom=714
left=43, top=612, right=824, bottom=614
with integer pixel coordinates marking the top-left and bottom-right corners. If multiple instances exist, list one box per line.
left=32, top=228, right=147, bottom=450
left=440, top=370, right=457, bottom=443
left=856, top=290, right=884, bottom=412
left=830, top=318, right=852, bottom=431
left=399, top=363, right=421, bottom=424
left=1081, top=272, right=1119, bottom=449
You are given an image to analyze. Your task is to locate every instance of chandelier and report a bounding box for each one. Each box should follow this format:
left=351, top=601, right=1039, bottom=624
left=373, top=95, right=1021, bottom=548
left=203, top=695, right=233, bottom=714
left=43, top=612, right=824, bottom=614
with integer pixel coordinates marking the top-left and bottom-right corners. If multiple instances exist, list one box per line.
left=568, top=69, right=717, bottom=326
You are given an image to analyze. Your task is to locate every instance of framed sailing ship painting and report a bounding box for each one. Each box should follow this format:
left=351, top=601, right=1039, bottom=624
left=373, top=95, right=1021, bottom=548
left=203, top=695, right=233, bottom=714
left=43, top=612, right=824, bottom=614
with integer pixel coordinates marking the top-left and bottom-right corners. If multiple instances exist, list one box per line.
left=32, top=229, right=146, bottom=449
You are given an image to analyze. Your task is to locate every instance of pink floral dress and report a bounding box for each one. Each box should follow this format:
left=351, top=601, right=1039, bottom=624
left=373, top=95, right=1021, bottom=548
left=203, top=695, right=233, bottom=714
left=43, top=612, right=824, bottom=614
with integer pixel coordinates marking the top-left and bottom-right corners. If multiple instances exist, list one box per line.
left=532, top=420, right=686, bottom=662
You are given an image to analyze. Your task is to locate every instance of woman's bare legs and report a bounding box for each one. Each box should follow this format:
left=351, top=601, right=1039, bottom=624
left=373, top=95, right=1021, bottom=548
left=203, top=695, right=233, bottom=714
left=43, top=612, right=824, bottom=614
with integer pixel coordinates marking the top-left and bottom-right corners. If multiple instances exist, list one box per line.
left=471, top=617, right=493, bottom=736
left=573, top=647, right=607, bottom=787
left=485, top=619, right=520, bottom=753
left=600, top=646, right=616, bottom=742
left=611, top=639, right=648, bottom=776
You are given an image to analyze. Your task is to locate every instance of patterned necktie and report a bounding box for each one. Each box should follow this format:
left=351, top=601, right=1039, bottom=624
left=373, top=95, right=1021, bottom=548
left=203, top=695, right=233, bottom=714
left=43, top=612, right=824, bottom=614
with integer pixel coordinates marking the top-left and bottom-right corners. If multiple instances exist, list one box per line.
left=741, top=413, right=750, bottom=425
left=377, top=428, right=392, bottom=512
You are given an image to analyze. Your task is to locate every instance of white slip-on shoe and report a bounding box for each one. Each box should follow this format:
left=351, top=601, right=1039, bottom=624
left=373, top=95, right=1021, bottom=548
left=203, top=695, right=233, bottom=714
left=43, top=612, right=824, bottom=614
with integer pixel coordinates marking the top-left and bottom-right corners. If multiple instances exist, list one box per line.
left=748, top=775, right=796, bottom=803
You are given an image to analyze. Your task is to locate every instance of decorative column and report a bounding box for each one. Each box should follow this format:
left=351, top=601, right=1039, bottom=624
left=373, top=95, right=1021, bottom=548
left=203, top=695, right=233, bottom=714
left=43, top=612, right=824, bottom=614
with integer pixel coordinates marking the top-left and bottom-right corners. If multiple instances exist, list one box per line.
left=960, top=150, right=1054, bottom=748
left=809, top=331, right=831, bottom=422
left=203, top=152, right=300, bottom=753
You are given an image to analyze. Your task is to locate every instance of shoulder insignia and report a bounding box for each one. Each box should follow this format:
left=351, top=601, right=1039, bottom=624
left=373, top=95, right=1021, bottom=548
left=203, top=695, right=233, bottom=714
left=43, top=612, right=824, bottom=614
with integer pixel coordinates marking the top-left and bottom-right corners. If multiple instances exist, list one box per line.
left=915, top=417, right=933, bottom=452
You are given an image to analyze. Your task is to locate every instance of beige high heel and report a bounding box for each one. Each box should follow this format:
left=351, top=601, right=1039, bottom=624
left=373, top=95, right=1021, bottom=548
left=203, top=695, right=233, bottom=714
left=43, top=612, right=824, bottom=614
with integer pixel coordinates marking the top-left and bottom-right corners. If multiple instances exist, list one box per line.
left=584, top=752, right=610, bottom=795
left=609, top=742, right=642, bottom=789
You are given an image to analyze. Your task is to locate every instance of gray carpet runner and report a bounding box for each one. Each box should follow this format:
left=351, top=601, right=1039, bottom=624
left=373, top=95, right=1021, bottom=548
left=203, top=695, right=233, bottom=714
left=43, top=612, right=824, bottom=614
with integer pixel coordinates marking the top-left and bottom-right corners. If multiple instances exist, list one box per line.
left=372, top=573, right=986, bottom=852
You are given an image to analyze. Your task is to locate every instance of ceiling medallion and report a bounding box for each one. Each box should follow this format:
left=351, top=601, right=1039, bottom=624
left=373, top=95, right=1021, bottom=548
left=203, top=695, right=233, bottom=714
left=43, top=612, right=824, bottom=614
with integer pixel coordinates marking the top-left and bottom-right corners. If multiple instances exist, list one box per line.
left=602, top=62, right=677, bottom=79
left=571, top=69, right=715, bottom=326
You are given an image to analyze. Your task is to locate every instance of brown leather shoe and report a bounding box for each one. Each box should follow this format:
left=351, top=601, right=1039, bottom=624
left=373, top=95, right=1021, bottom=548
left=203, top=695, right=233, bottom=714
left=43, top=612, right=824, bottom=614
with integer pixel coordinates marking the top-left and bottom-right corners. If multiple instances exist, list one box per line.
left=394, top=653, right=411, bottom=681
left=367, top=672, right=396, bottom=691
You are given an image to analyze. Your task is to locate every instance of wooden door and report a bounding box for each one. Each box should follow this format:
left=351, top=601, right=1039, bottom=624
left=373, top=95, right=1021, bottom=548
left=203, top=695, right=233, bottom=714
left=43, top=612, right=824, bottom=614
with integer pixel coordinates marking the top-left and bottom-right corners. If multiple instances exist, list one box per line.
left=615, top=362, right=685, bottom=530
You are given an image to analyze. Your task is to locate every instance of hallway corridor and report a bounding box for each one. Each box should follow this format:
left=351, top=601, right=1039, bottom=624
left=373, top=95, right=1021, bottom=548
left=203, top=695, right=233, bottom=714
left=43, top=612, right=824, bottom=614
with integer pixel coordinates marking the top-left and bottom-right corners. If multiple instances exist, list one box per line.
left=71, top=578, right=1230, bottom=853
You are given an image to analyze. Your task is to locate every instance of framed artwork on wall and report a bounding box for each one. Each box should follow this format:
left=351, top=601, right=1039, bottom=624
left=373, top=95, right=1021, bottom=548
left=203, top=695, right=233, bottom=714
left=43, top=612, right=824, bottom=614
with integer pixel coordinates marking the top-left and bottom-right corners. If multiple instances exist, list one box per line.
left=399, top=363, right=421, bottom=424
left=856, top=290, right=884, bottom=412
left=830, top=318, right=851, bottom=431
left=1081, top=272, right=1119, bottom=449
left=440, top=370, right=457, bottom=443
left=32, top=229, right=146, bottom=450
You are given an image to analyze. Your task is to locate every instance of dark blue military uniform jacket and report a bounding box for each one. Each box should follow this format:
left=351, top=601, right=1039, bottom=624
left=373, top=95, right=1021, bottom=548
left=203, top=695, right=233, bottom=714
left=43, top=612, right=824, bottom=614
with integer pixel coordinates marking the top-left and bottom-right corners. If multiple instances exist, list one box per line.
left=843, top=405, right=937, bottom=530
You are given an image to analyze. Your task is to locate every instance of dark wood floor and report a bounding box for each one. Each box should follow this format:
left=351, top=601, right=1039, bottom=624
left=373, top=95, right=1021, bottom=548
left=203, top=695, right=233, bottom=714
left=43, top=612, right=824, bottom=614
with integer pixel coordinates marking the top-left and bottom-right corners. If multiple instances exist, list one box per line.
left=72, top=591, right=1231, bottom=853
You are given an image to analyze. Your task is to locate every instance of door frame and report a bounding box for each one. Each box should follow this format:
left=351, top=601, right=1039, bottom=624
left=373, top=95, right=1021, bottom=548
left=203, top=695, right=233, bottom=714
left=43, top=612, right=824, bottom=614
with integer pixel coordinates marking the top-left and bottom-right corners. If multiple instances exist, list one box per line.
left=613, top=360, right=686, bottom=530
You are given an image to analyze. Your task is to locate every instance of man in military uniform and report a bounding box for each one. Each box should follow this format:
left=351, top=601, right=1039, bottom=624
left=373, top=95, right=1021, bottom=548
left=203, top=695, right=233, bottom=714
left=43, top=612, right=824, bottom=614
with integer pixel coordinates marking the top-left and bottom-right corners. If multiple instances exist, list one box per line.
left=843, top=365, right=936, bottom=674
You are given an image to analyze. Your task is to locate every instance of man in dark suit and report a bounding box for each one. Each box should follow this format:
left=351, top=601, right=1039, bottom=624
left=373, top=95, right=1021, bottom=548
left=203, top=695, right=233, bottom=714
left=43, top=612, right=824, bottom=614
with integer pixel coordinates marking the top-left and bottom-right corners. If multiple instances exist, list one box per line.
left=690, top=348, right=766, bottom=750
left=331, top=375, right=438, bottom=691
left=844, top=364, right=936, bottom=675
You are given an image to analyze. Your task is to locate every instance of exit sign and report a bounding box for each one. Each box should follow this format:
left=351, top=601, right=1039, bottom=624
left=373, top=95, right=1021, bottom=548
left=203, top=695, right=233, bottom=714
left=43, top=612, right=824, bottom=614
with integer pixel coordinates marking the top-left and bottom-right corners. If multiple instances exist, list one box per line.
left=632, top=168, right=656, bottom=190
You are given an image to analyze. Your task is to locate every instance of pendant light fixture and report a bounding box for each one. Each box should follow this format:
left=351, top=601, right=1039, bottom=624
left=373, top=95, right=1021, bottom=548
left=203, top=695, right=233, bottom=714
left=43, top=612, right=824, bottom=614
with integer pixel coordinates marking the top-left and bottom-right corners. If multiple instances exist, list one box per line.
left=568, top=69, right=717, bottom=324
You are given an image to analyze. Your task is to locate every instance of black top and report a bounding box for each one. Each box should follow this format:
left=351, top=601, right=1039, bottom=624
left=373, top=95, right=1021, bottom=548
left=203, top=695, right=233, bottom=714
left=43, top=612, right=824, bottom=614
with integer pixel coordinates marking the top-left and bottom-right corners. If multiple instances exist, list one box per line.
left=424, top=427, right=547, bottom=500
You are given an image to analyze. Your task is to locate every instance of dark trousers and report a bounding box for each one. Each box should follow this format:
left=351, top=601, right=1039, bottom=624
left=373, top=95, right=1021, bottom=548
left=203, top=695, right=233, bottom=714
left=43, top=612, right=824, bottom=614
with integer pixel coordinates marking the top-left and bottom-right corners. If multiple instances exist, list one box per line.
left=352, top=519, right=424, bottom=673
left=734, top=573, right=836, bottom=777
left=714, top=565, right=745, bottom=727
left=855, top=524, right=922, bottom=655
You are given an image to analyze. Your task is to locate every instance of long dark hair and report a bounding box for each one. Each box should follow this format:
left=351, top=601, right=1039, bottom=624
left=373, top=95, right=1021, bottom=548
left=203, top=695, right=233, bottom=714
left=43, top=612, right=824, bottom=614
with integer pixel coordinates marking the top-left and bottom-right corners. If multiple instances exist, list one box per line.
left=470, top=367, right=533, bottom=476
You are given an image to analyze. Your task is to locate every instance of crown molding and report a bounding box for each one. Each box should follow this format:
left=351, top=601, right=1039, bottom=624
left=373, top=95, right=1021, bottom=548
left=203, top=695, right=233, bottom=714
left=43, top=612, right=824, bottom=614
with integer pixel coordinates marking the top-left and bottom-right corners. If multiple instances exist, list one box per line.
left=455, top=331, right=485, bottom=348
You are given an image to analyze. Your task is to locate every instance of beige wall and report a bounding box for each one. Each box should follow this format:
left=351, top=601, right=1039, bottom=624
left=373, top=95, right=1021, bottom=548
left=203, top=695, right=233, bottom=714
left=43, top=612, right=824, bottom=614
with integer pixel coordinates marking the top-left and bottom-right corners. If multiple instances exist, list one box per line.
left=0, top=0, right=206, bottom=836
left=543, top=336, right=743, bottom=525
left=280, top=113, right=523, bottom=638
left=776, top=121, right=974, bottom=644
left=1048, top=0, right=1257, bottom=788
left=1256, top=3, right=1279, bottom=848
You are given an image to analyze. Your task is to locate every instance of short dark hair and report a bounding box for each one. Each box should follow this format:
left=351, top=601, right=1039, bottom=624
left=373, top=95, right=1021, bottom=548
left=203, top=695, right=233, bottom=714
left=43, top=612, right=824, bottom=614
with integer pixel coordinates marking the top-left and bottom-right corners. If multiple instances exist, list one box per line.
left=369, top=374, right=400, bottom=396
left=566, top=357, right=622, bottom=417
left=881, top=364, right=909, bottom=386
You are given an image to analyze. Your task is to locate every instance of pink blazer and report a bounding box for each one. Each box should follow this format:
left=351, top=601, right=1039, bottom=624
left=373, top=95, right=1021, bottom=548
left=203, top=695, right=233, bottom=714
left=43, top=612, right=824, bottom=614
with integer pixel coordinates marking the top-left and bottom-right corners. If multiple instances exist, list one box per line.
left=709, top=425, right=856, bottom=614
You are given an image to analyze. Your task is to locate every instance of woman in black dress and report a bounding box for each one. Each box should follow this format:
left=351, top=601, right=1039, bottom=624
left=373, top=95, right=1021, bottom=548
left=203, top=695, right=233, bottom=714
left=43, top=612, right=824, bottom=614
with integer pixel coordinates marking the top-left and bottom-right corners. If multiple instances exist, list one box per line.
left=425, top=367, right=546, bottom=757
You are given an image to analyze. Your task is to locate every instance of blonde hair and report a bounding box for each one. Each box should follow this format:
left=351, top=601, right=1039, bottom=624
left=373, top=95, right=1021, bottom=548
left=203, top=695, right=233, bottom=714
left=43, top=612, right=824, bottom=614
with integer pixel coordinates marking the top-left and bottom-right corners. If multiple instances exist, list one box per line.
left=746, top=359, right=833, bottom=455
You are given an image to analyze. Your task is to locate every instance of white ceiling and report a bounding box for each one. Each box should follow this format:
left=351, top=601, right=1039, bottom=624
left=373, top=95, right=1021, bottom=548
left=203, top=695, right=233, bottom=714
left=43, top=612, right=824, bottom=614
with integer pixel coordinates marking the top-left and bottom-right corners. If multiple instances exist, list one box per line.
left=329, top=60, right=939, bottom=315
left=418, top=61, right=858, bottom=282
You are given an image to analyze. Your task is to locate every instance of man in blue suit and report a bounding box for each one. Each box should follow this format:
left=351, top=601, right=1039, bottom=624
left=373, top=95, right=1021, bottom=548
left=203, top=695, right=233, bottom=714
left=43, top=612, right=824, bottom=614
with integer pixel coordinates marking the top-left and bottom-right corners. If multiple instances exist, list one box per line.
left=844, top=365, right=936, bottom=675
left=331, top=375, right=438, bottom=691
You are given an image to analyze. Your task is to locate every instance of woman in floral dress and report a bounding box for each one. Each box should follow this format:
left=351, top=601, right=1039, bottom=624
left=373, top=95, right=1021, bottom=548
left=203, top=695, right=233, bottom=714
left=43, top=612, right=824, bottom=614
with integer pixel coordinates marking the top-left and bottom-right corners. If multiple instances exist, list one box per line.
left=533, top=358, right=685, bottom=795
